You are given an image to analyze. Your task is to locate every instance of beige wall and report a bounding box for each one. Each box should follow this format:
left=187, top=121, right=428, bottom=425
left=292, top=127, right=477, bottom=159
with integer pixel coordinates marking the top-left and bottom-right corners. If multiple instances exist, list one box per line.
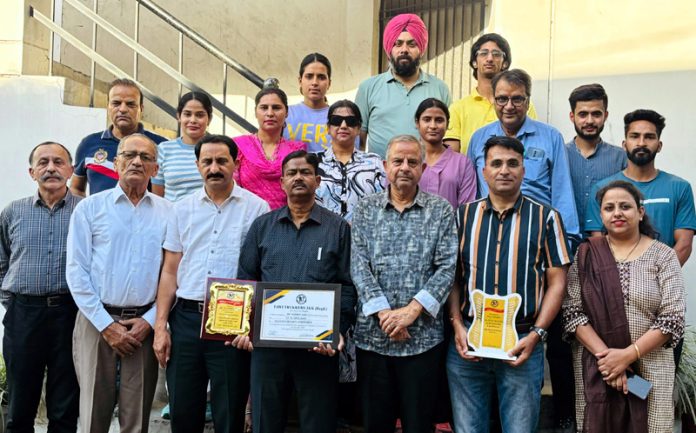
left=51, top=0, right=376, bottom=131
left=0, top=0, right=25, bottom=76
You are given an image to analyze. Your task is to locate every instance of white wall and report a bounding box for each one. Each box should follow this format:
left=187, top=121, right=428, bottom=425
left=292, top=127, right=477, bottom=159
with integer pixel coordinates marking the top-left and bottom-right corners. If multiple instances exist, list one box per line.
left=0, top=75, right=105, bottom=209
left=534, top=70, right=696, bottom=324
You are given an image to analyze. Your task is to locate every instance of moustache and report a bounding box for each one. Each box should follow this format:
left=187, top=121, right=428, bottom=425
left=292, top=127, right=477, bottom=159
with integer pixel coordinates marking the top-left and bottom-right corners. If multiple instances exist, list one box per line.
left=206, top=173, right=224, bottom=179
left=40, top=173, right=64, bottom=182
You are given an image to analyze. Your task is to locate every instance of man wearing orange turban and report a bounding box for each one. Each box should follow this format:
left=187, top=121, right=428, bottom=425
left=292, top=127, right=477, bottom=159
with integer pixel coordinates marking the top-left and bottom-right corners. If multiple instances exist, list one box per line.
left=355, top=13, right=450, bottom=159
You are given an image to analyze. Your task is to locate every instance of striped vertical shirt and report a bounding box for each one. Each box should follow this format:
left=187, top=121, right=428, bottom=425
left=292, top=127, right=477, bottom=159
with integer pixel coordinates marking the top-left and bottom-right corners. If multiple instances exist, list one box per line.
left=458, top=194, right=571, bottom=330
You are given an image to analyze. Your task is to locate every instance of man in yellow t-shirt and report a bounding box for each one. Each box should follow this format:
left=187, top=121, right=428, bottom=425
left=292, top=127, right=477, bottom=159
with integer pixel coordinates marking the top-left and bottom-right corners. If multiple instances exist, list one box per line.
left=444, top=33, right=536, bottom=154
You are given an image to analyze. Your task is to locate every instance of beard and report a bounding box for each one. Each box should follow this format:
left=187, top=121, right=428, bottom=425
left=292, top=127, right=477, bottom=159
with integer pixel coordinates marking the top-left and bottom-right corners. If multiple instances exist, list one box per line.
left=627, top=147, right=657, bottom=166
left=391, top=55, right=420, bottom=77
left=574, top=123, right=604, bottom=141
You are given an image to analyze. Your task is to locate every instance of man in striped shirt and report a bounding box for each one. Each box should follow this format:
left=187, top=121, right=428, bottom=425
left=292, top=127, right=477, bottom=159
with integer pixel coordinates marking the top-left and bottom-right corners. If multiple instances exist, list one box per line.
left=446, top=136, right=571, bottom=433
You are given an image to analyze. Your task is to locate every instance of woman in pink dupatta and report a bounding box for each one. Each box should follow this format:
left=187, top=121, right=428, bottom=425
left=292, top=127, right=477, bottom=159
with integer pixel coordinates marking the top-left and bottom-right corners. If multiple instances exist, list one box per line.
left=234, top=88, right=306, bottom=209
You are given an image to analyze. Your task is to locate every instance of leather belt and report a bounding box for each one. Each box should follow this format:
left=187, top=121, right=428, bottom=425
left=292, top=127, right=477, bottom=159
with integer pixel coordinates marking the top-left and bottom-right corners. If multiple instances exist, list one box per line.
left=103, top=303, right=153, bottom=319
left=14, top=293, right=73, bottom=307
left=177, top=298, right=205, bottom=314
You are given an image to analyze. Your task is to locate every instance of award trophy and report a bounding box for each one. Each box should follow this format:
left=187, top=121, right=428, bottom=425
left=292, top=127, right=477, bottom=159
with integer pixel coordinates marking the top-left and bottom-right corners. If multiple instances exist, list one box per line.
left=467, top=289, right=522, bottom=360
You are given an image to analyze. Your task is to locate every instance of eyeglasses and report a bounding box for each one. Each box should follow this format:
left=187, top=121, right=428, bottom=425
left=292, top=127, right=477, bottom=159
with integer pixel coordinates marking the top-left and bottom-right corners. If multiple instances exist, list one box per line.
left=476, top=49, right=506, bottom=59
left=494, top=96, right=528, bottom=107
left=118, top=151, right=156, bottom=163
left=328, top=115, right=360, bottom=127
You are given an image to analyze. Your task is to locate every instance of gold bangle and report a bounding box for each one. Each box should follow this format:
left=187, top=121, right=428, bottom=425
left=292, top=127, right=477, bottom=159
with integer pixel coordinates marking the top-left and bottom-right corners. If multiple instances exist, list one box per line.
left=633, top=343, right=641, bottom=360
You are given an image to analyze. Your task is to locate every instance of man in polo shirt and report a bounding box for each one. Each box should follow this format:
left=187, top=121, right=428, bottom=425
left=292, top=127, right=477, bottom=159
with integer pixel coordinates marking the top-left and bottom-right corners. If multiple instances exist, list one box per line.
left=444, top=33, right=537, bottom=154
left=351, top=135, right=457, bottom=432
left=152, top=135, right=269, bottom=433
left=586, top=109, right=696, bottom=266
left=67, top=133, right=171, bottom=433
left=1, top=141, right=81, bottom=432
left=238, top=150, right=355, bottom=433
left=71, top=78, right=167, bottom=196
left=467, top=68, right=580, bottom=242
left=355, top=13, right=450, bottom=158
left=447, top=136, right=571, bottom=433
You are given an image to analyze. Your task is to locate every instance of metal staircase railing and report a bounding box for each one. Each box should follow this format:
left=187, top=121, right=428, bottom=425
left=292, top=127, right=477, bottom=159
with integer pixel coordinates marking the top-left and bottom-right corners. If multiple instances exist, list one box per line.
left=30, top=0, right=273, bottom=134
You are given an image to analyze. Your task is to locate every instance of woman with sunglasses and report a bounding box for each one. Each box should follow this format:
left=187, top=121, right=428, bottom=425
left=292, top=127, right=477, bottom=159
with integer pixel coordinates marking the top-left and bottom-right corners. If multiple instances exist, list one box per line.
left=152, top=91, right=212, bottom=201
left=283, top=53, right=334, bottom=152
left=316, top=100, right=385, bottom=222
left=416, top=98, right=476, bottom=208
left=234, top=87, right=306, bottom=209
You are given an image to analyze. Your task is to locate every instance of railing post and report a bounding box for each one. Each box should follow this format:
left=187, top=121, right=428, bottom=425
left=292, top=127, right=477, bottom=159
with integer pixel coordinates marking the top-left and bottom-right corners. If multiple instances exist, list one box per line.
left=89, top=0, right=98, bottom=107
left=133, top=1, right=140, bottom=80
left=48, top=0, right=55, bottom=76
left=222, top=63, right=228, bottom=135
left=177, top=31, right=184, bottom=136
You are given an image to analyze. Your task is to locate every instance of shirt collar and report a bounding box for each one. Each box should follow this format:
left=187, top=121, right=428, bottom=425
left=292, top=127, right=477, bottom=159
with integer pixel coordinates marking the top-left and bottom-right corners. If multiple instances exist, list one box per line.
left=571, top=138, right=605, bottom=158
left=277, top=203, right=324, bottom=225
left=482, top=194, right=524, bottom=216
left=471, top=87, right=484, bottom=100
left=101, top=123, right=146, bottom=141
left=381, top=186, right=427, bottom=210
left=32, top=188, right=71, bottom=208
left=197, top=184, right=242, bottom=207
left=490, top=116, right=534, bottom=139
left=385, top=69, right=427, bottom=85
left=322, top=146, right=360, bottom=164
left=112, top=183, right=154, bottom=206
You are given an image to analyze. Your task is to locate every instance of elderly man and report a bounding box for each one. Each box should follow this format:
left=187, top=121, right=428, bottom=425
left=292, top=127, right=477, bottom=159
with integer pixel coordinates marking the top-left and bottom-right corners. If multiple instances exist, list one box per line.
left=355, top=14, right=450, bottom=158
left=0, top=142, right=81, bottom=433
left=444, top=33, right=537, bottom=154
left=238, top=150, right=355, bottom=433
left=351, top=135, right=457, bottom=432
left=71, top=78, right=167, bottom=196
left=468, top=69, right=579, bottom=242
left=447, top=136, right=571, bottom=433
left=67, top=133, right=171, bottom=433
left=153, top=135, right=269, bottom=433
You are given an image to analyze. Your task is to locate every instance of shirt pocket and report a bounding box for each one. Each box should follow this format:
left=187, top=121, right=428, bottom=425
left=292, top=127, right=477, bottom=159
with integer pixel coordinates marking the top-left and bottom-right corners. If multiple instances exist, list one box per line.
left=523, top=147, right=549, bottom=186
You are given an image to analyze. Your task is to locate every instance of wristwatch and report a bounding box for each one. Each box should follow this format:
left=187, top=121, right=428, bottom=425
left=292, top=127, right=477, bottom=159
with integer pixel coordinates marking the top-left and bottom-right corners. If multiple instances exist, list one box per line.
left=530, top=325, right=548, bottom=342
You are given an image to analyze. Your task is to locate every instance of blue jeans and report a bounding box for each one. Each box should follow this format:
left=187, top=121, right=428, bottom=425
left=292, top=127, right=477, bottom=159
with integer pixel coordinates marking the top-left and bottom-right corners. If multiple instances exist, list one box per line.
left=446, top=335, right=544, bottom=433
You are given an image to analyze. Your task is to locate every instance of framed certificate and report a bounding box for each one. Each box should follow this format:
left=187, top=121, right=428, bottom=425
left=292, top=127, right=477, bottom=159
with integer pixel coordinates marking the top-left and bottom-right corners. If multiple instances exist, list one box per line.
left=200, top=278, right=255, bottom=341
left=252, top=282, right=341, bottom=349
left=467, top=289, right=522, bottom=361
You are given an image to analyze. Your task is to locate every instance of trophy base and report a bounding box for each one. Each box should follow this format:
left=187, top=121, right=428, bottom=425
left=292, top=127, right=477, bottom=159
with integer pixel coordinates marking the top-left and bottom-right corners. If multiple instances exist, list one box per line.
left=469, top=348, right=517, bottom=361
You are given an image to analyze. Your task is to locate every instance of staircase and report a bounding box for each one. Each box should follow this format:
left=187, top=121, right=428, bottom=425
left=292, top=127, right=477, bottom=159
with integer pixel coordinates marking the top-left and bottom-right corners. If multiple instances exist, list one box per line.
left=27, top=0, right=274, bottom=136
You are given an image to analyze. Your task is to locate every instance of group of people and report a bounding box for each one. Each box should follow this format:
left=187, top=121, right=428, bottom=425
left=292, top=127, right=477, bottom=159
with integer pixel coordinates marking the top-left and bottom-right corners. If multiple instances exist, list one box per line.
left=1, top=11, right=695, bottom=433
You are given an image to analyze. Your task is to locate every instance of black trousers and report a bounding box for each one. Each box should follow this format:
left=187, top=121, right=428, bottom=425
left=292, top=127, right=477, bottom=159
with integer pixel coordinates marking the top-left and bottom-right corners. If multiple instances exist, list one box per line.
left=2, top=294, right=79, bottom=433
left=357, top=343, right=445, bottom=433
left=546, top=314, right=575, bottom=423
left=167, top=302, right=250, bottom=433
left=251, top=346, right=338, bottom=433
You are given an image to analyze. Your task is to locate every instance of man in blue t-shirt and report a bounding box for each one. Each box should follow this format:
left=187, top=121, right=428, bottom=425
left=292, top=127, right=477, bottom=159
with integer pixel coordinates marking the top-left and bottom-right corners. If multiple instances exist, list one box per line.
left=586, top=109, right=696, bottom=266
left=70, top=78, right=166, bottom=196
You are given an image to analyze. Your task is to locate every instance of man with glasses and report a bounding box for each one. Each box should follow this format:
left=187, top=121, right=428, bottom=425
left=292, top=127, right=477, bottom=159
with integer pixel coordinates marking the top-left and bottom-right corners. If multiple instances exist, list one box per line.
left=71, top=78, right=167, bottom=196
left=355, top=14, right=450, bottom=159
left=444, top=33, right=537, bottom=154
left=67, top=133, right=171, bottom=433
left=467, top=69, right=579, bottom=241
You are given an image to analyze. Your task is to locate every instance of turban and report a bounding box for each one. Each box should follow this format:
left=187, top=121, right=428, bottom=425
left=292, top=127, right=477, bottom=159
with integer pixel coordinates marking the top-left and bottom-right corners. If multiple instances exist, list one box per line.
left=382, top=14, right=428, bottom=59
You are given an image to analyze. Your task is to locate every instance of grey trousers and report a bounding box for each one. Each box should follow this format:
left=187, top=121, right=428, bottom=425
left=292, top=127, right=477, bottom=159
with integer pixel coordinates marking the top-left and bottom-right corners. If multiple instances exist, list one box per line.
left=72, top=311, right=158, bottom=433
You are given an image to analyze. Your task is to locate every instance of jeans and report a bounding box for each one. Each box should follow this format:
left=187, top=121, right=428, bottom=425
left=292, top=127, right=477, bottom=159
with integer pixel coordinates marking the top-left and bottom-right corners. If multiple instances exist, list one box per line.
left=446, top=335, right=544, bottom=433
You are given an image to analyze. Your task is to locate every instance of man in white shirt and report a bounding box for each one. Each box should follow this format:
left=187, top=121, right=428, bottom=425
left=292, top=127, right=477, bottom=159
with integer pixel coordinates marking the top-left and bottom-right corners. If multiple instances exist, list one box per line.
left=152, top=135, right=269, bottom=433
left=67, top=133, right=171, bottom=433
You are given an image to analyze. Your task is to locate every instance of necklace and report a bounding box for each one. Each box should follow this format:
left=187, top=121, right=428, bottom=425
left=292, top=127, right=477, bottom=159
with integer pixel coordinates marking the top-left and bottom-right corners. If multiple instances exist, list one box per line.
left=607, top=234, right=642, bottom=262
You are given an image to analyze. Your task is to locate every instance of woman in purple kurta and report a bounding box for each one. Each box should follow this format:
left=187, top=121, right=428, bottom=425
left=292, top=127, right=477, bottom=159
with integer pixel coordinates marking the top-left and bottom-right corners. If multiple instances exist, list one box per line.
left=416, top=98, right=477, bottom=208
